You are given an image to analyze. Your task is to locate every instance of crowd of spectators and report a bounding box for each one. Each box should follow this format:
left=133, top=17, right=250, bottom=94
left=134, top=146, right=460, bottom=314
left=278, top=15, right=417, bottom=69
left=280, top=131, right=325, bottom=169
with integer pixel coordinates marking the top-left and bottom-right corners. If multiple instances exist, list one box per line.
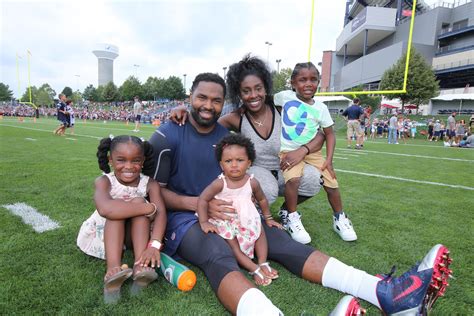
left=0, top=100, right=183, bottom=124
left=2, top=101, right=472, bottom=147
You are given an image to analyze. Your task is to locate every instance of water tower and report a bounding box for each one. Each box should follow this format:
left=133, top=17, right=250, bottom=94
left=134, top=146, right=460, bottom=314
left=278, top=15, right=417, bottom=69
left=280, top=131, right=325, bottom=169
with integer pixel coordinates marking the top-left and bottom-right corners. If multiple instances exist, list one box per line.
left=92, top=43, right=119, bottom=86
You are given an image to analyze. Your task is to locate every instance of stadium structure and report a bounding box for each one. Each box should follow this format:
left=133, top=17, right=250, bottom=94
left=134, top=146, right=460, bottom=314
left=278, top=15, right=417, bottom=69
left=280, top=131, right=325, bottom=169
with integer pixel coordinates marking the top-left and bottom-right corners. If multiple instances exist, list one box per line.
left=320, top=0, right=474, bottom=114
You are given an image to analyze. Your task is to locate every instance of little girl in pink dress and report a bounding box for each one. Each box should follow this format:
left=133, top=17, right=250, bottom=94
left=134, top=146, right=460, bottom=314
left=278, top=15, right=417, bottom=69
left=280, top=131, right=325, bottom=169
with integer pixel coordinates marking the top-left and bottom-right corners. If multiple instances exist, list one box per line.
left=197, top=134, right=282, bottom=286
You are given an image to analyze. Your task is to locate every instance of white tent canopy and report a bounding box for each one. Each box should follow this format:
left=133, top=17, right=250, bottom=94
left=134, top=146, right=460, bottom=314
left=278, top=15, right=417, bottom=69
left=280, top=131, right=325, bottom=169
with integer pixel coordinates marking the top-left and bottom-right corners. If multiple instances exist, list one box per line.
left=431, top=94, right=474, bottom=101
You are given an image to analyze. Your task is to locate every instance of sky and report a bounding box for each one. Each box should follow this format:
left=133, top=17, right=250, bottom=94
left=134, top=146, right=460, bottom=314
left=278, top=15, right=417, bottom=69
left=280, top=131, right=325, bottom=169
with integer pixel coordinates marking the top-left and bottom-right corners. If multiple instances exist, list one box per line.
left=1, top=0, right=441, bottom=99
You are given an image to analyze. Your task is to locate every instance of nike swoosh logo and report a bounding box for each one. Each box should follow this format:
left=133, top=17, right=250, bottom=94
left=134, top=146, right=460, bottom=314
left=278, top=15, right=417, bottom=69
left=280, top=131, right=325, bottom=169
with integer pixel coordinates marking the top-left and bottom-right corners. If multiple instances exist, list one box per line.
left=394, top=276, right=423, bottom=301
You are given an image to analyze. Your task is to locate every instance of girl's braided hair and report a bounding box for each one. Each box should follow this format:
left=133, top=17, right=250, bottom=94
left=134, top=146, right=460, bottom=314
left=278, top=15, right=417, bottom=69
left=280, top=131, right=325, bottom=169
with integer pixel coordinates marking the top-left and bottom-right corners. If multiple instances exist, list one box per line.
left=96, top=135, right=154, bottom=174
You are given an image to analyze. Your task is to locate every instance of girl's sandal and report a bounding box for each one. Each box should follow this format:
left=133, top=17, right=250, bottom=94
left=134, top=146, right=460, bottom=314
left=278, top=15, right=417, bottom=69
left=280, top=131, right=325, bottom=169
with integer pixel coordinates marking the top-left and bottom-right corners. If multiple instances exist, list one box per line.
left=259, top=262, right=279, bottom=280
left=130, top=264, right=158, bottom=296
left=249, top=266, right=272, bottom=286
left=103, top=264, right=133, bottom=304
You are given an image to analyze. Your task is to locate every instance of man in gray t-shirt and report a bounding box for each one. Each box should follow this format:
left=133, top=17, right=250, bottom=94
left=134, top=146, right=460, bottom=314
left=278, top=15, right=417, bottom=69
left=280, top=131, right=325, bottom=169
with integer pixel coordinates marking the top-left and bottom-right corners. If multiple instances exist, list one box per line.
left=133, top=96, right=143, bottom=132
left=447, top=112, right=456, bottom=143
left=388, top=114, right=398, bottom=144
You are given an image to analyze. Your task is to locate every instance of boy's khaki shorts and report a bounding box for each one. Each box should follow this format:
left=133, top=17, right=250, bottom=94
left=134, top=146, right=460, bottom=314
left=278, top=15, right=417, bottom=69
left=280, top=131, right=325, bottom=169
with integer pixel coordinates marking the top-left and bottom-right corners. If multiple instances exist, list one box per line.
left=280, top=150, right=338, bottom=188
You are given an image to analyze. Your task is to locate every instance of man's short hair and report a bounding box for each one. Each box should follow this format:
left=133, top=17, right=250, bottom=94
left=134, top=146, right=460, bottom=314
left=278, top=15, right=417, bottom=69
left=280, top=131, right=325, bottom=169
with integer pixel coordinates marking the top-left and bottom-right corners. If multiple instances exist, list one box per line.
left=353, top=98, right=360, bottom=104
left=191, top=73, right=226, bottom=97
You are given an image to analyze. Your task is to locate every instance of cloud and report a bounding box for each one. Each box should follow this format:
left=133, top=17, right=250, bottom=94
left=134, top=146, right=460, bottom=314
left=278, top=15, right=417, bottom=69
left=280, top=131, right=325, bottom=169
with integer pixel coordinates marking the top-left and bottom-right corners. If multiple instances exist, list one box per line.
left=9, top=0, right=432, bottom=99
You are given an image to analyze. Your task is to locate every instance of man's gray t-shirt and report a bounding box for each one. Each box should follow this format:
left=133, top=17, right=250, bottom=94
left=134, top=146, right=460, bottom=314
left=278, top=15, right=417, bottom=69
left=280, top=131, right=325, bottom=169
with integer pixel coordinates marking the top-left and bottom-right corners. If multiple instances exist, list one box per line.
left=447, top=115, right=455, bottom=130
left=133, top=101, right=142, bottom=116
left=389, top=116, right=398, bottom=128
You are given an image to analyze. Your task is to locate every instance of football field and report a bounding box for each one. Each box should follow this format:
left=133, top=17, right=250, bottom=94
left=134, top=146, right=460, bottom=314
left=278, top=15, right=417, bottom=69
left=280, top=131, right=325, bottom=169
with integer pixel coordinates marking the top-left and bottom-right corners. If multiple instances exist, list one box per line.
left=1, top=117, right=473, bottom=315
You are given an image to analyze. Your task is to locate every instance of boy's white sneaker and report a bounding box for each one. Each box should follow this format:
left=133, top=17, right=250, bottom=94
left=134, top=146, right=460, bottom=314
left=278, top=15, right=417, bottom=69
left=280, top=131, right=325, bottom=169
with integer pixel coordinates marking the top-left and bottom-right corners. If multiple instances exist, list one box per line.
left=287, top=212, right=311, bottom=244
left=333, top=212, right=357, bottom=241
left=278, top=209, right=289, bottom=230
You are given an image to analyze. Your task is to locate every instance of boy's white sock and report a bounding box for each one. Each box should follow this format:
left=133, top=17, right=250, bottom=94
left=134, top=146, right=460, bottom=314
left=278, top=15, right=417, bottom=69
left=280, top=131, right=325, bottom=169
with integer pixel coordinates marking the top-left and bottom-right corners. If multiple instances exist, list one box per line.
left=236, top=288, right=282, bottom=316
left=322, top=257, right=381, bottom=308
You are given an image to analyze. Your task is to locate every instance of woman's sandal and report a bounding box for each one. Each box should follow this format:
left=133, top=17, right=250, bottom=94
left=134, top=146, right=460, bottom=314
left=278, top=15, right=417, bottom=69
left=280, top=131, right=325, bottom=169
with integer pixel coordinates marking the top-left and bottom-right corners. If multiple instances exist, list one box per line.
left=259, top=262, right=279, bottom=280
left=249, top=266, right=272, bottom=286
left=130, top=264, right=158, bottom=296
left=103, top=264, right=133, bottom=304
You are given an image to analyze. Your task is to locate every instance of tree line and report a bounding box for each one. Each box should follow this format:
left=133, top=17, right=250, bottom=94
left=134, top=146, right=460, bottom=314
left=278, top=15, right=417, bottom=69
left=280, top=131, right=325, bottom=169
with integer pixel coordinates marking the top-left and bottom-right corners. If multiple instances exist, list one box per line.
left=0, top=48, right=438, bottom=111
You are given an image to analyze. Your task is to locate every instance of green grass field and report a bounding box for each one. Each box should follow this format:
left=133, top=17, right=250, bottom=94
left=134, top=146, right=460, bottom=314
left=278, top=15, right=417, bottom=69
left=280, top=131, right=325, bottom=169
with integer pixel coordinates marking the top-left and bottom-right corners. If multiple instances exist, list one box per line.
left=1, top=116, right=473, bottom=315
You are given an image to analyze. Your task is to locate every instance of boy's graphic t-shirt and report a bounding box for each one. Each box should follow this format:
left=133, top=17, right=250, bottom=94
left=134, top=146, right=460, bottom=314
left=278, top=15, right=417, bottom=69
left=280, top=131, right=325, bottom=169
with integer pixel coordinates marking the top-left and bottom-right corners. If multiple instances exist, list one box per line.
left=274, top=90, right=333, bottom=151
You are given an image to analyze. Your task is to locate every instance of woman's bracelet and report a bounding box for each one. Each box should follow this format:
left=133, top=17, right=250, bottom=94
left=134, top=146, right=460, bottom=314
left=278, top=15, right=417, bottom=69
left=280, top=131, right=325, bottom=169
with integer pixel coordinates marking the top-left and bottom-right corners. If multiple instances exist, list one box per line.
left=264, top=214, right=273, bottom=220
left=146, top=202, right=157, bottom=218
left=302, top=144, right=310, bottom=154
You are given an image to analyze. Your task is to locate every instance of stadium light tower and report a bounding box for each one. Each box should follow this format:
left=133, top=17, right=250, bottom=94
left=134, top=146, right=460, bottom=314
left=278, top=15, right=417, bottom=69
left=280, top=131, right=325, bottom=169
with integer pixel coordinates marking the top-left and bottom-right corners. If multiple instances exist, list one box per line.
left=92, top=43, right=119, bottom=86
left=276, top=59, right=282, bottom=73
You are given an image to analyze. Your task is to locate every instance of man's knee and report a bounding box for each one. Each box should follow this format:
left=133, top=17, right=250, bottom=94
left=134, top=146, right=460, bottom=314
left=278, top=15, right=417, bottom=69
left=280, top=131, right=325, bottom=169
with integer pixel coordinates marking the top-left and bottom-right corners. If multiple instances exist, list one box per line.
left=206, top=241, right=235, bottom=265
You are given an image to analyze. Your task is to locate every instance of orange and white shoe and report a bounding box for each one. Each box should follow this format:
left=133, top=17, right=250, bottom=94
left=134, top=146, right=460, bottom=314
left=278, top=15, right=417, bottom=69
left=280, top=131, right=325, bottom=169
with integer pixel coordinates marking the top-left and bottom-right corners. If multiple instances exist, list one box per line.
left=329, top=295, right=366, bottom=316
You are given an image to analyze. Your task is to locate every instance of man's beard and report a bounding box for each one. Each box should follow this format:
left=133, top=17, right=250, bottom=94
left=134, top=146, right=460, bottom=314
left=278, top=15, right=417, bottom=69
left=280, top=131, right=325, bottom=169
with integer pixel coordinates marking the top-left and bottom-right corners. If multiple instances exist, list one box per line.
left=190, top=108, right=219, bottom=127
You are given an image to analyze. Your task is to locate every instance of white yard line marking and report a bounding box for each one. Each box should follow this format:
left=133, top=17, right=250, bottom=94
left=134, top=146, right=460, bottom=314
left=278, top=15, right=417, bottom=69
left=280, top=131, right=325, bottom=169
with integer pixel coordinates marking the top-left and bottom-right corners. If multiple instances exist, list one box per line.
left=25, top=138, right=37, bottom=141
left=351, top=149, right=473, bottom=162
left=0, top=123, right=151, bottom=137
left=335, top=169, right=474, bottom=191
left=338, top=149, right=368, bottom=155
left=333, top=156, right=349, bottom=160
left=335, top=137, right=446, bottom=149
left=2, top=202, right=61, bottom=233
left=65, top=138, right=77, bottom=141
left=1, top=118, right=149, bottom=132
left=0, top=124, right=101, bottom=139
left=336, top=153, right=361, bottom=158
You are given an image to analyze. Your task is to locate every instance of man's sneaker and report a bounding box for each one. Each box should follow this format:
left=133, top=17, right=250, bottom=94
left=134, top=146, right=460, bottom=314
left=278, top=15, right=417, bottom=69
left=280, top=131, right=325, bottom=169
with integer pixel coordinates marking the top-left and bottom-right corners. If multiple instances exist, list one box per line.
left=329, top=296, right=366, bottom=316
left=333, top=212, right=357, bottom=241
left=287, top=212, right=311, bottom=244
left=278, top=209, right=289, bottom=230
left=377, top=244, right=452, bottom=315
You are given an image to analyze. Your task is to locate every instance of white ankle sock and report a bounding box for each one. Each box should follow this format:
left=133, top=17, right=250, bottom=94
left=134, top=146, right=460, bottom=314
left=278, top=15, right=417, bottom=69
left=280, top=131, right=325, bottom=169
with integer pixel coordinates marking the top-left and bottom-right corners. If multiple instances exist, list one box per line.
left=322, top=257, right=381, bottom=308
left=236, top=288, right=282, bottom=315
